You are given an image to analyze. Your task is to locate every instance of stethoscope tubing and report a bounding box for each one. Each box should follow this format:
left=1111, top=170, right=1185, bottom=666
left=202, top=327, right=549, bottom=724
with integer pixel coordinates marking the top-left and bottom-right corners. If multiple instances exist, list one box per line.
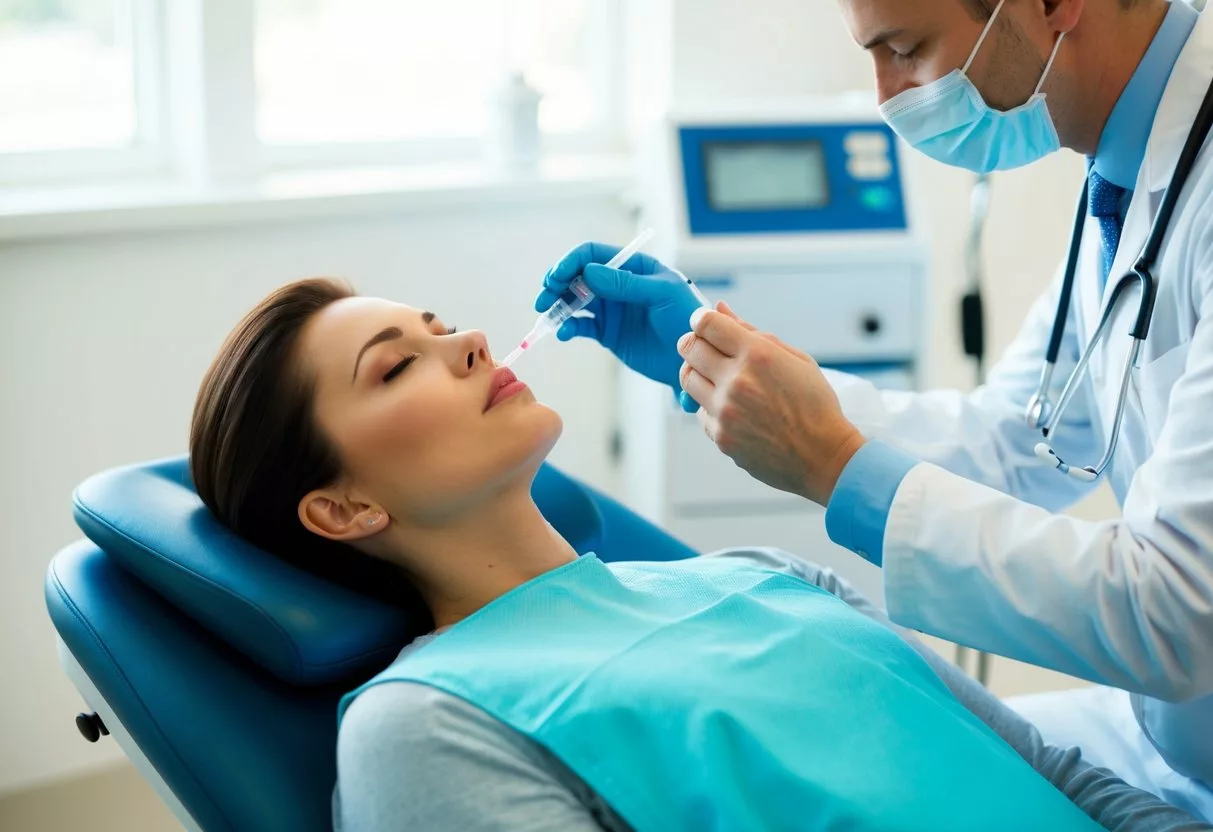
left=1030, top=75, right=1213, bottom=480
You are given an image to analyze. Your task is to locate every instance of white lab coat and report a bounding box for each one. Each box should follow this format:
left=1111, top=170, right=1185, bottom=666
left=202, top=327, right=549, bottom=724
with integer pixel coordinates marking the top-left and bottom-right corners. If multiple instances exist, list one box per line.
left=825, top=4, right=1213, bottom=786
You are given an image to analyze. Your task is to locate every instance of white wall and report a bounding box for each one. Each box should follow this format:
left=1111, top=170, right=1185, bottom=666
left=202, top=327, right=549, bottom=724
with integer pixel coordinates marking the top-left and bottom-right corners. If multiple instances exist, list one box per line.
left=669, top=0, right=873, bottom=101
left=2, top=0, right=1110, bottom=802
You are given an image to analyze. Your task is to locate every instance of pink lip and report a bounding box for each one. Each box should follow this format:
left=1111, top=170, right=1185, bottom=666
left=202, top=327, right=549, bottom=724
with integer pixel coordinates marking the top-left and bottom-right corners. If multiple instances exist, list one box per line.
left=487, top=367, right=528, bottom=411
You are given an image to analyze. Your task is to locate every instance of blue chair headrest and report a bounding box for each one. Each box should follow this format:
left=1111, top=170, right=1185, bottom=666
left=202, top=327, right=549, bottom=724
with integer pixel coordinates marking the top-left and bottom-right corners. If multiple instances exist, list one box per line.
left=72, top=455, right=605, bottom=686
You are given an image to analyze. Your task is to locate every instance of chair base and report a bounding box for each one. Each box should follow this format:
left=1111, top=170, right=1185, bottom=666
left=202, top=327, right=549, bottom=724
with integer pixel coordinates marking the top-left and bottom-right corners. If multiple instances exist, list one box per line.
left=58, top=637, right=203, bottom=832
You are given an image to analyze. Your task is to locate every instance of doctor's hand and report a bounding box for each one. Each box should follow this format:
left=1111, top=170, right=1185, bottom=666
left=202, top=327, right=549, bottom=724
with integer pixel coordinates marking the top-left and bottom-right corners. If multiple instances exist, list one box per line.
left=536, top=241, right=705, bottom=394
left=678, top=303, right=867, bottom=507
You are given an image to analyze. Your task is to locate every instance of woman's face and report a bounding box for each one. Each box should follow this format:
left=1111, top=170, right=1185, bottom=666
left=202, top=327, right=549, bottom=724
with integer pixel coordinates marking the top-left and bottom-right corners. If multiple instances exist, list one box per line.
left=297, top=296, right=562, bottom=531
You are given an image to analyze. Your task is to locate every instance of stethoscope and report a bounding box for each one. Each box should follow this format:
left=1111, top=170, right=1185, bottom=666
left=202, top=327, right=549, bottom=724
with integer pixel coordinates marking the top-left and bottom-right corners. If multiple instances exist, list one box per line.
left=1026, top=76, right=1213, bottom=482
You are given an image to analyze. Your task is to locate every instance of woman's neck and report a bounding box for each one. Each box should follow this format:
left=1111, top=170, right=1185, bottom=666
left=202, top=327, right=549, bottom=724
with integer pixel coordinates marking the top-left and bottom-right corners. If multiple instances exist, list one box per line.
left=391, top=490, right=578, bottom=630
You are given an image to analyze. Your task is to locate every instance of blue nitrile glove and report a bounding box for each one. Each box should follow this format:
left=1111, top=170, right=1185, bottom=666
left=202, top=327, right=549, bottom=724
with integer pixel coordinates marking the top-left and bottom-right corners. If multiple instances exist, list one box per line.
left=537, top=241, right=704, bottom=402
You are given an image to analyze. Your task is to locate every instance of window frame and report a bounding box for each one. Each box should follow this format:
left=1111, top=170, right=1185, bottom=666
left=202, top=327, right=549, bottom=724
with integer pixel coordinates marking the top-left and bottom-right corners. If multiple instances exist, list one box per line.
left=0, top=0, right=172, bottom=186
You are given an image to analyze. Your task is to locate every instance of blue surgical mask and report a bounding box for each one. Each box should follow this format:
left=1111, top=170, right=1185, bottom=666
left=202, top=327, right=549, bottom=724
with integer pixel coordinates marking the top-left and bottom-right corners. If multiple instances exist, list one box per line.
left=879, top=0, right=1066, bottom=174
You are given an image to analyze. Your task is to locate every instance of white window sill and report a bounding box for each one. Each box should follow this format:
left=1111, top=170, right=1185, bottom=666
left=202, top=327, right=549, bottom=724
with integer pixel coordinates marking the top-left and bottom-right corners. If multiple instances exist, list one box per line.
left=0, top=154, right=636, bottom=243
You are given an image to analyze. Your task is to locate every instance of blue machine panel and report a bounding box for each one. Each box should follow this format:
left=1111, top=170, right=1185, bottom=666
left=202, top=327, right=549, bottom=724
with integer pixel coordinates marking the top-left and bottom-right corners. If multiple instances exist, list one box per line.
left=680, top=123, right=907, bottom=235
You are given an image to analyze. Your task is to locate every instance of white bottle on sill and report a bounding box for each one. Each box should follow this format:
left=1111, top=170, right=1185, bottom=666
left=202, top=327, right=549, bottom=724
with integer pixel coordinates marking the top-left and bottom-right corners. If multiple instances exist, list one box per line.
left=484, top=72, right=542, bottom=177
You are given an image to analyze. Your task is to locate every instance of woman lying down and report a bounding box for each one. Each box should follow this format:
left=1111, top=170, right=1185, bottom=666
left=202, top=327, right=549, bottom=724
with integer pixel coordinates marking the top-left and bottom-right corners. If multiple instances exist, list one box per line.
left=189, top=278, right=1210, bottom=832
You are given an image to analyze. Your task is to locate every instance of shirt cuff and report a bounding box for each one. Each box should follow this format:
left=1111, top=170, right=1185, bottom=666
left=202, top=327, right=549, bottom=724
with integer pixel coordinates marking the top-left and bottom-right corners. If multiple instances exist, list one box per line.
left=824, top=441, right=919, bottom=567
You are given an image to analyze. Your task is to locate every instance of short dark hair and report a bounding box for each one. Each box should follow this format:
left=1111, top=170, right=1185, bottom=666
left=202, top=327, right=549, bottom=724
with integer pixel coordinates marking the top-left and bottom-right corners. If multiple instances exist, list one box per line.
left=959, top=0, right=994, bottom=20
left=190, top=277, right=429, bottom=616
left=960, top=0, right=1146, bottom=17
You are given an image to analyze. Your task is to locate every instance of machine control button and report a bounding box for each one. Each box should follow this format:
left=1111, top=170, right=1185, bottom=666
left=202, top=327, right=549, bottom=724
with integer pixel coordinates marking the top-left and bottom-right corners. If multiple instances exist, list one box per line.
left=844, top=131, right=890, bottom=155
left=861, top=314, right=883, bottom=336
left=848, top=155, right=893, bottom=181
left=859, top=186, right=896, bottom=211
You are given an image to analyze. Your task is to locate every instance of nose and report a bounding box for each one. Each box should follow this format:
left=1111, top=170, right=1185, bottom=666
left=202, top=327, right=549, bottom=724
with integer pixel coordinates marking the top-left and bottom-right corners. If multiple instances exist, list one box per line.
left=871, top=58, right=912, bottom=105
left=873, top=67, right=900, bottom=105
left=456, top=330, right=491, bottom=374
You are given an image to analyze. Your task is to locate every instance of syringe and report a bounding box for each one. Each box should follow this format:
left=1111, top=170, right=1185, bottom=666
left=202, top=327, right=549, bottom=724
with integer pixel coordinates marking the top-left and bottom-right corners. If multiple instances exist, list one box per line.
left=502, top=227, right=658, bottom=367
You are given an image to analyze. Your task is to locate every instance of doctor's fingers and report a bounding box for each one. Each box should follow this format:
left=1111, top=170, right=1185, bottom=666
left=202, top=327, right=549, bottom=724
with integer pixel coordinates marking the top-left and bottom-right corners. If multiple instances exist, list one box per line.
left=677, top=328, right=733, bottom=384
left=690, top=308, right=749, bottom=357
left=717, top=301, right=757, bottom=332
left=679, top=362, right=717, bottom=415
left=760, top=332, right=817, bottom=365
left=713, top=304, right=810, bottom=365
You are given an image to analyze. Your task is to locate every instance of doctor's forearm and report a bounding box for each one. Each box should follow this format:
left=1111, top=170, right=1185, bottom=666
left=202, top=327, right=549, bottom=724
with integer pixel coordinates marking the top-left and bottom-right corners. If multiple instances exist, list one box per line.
left=877, top=464, right=1213, bottom=703
left=823, top=370, right=1097, bottom=513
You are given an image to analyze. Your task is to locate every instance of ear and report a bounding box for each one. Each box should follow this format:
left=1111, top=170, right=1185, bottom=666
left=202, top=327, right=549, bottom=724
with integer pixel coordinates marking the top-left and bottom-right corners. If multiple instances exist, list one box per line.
left=1044, top=0, right=1084, bottom=34
left=298, top=489, right=387, bottom=542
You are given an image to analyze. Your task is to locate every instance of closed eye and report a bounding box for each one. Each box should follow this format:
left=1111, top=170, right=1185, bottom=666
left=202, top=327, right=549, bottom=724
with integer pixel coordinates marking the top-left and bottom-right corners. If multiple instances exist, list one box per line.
left=384, top=355, right=418, bottom=383
left=383, top=327, right=456, bottom=381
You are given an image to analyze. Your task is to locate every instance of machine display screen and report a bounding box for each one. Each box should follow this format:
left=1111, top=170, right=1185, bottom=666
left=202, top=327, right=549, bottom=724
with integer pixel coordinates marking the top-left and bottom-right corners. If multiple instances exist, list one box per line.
left=703, top=140, right=829, bottom=211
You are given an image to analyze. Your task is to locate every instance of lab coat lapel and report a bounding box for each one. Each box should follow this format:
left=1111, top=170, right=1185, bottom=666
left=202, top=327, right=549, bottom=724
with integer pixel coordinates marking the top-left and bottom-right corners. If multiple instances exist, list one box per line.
left=1143, top=1, right=1213, bottom=196
left=1092, top=1, right=1213, bottom=472
left=1096, top=1, right=1213, bottom=341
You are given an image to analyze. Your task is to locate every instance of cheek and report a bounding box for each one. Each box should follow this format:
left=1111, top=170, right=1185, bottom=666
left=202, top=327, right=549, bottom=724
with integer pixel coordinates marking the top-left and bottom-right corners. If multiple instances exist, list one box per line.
left=343, top=385, right=563, bottom=516
left=356, top=386, right=476, bottom=493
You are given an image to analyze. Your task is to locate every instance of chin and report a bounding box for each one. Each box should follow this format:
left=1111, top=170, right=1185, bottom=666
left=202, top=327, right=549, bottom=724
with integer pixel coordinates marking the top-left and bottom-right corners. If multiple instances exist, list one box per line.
left=498, top=397, right=563, bottom=477
left=522, top=400, right=564, bottom=458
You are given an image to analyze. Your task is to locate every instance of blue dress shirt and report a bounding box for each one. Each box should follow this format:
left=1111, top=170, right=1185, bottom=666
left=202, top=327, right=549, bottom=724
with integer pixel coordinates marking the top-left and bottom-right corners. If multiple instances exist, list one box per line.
left=825, top=2, right=1197, bottom=566
left=1093, top=0, right=1197, bottom=195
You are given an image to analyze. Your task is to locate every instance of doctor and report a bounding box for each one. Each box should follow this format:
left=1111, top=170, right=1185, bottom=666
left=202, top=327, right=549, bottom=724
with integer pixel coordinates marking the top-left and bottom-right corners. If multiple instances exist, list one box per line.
left=537, top=0, right=1213, bottom=818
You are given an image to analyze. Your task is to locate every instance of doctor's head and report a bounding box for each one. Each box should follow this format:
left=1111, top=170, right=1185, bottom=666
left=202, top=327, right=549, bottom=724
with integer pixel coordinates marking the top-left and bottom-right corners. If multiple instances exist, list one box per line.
left=838, top=0, right=1166, bottom=161
left=189, top=278, right=562, bottom=592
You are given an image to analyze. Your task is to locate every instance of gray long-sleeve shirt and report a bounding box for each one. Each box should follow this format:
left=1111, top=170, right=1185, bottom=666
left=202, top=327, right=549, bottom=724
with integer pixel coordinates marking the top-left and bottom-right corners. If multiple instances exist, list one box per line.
left=334, top=549, right=1211, bottom=831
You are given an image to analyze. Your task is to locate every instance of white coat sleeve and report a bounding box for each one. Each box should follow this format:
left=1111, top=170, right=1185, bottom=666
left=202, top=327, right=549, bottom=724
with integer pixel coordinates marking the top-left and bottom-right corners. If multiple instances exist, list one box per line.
left=824, top=265, right=1104, bottom=513
left=881, top=240, right=1213, bottom=702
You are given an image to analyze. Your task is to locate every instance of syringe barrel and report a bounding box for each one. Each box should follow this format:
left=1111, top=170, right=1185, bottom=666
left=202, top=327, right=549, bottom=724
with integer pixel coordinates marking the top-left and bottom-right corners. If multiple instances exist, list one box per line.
left=538, top=301, right=572, bottom=333
left=523, top=227, right=656, bottom=355
left=567, top=277, right=595, bottom=312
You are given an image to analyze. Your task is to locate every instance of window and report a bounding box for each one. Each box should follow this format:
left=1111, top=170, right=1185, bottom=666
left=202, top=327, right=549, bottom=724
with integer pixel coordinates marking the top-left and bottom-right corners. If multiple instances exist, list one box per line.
left=255, top=0, right=611, bottom=148
left=0, top=0, right=619, bottom=186
left=0, top=0, right=138, bottom=153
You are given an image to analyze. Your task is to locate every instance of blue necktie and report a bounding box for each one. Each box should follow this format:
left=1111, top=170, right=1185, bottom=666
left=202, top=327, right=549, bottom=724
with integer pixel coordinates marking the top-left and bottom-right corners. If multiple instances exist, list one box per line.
left=1088, top=169, right=1127, bottom=286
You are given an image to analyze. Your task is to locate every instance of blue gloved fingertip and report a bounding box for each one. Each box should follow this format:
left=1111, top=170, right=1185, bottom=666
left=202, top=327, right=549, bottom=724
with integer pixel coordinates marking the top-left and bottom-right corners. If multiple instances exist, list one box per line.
left=678, top=391, right=700, bottom=414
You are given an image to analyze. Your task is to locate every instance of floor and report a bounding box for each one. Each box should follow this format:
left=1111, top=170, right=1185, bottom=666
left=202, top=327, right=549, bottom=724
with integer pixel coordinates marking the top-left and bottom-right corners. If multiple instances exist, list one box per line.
left=0, top=764, right=182, bottom=832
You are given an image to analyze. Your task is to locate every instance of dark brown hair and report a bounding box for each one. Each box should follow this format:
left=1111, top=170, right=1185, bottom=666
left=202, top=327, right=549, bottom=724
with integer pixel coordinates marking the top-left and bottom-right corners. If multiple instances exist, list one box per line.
left=960, top=0, right=1145, bottom=19
left=190, top=278, right=426, bottom=612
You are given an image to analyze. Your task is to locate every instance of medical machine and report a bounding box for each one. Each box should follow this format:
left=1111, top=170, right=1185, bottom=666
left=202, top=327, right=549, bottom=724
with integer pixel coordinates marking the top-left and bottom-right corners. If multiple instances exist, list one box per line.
left=621, top=96, right=930, bottom=605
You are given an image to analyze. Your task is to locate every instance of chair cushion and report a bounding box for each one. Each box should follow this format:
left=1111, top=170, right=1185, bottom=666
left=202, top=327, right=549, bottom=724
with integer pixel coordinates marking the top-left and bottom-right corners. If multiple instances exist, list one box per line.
left=70, top=455, right=614, bottom=686
left=47, top=540, right=340, bottom=832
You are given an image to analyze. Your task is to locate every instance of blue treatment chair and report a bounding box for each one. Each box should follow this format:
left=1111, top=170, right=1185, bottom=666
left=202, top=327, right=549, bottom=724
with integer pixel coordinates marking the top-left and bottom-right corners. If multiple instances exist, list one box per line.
left=45, top=455, right=697, bottom=832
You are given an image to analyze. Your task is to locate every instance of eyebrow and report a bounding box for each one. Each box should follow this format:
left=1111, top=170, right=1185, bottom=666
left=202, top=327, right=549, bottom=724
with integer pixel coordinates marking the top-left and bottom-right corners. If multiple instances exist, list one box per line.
left=861, top=27, right=906, bottom=50
left=350, top=311, right=437, bottom=382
